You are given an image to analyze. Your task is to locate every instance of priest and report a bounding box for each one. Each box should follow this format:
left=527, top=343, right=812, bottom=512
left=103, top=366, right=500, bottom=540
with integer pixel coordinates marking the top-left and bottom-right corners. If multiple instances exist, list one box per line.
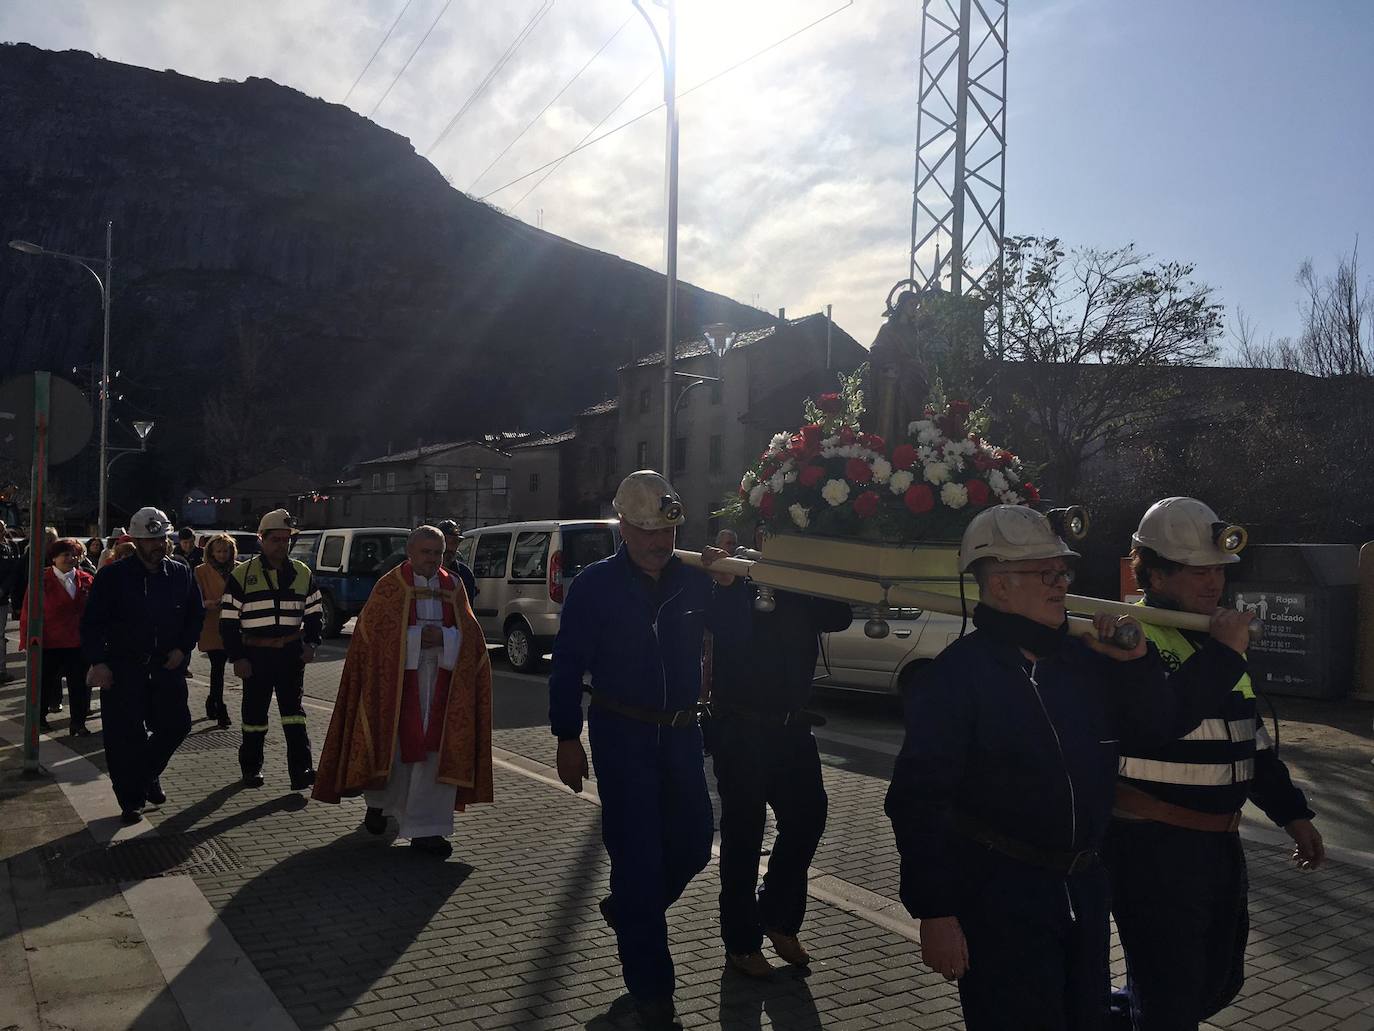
left=313, top=525, right=493, bottom=856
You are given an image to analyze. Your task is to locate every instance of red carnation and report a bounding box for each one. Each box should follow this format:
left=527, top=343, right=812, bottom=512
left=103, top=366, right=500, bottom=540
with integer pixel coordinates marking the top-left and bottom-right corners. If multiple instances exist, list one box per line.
left=799, top=464, right=826, bottom=488
left=972, top=451, right=994, bottom=472
left=817, top=392, right=843, bottom=415
left=845, top=458, right=873, bottom=484
left=759, top=492, right=776, bottom=518
left=995, top=448, right=1015, bottom=468
left=904, top=484, right=935, bottom=515
left=891, top=443, right=917, bottom=470
left=1023, top=482, right=1041, bottom=503
left=853, top=490, right=881, bottom=519
left=838, top=426, right=856, bottom=446
left=859, top=433, right=887, bottom=453
left=966, top=479, right=990, bottom=507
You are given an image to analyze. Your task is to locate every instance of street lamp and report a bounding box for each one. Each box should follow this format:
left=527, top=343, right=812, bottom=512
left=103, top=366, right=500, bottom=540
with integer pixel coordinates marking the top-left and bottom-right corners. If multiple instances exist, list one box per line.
left=9, top=222, right=114, bottom=537
left=632, top=0, right=679, bottom=474
left=472, top=467, right=483, bottom=529
left=106, top=420, right=154, bottom=477
left=672, top=323, right=736, bottom=417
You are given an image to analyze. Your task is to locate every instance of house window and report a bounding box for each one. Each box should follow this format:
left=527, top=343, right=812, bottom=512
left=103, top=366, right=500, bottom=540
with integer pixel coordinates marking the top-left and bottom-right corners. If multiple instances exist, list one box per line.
left=636, top=441, right=649, bottom=468
left=433, top=472, right=449, bottom=493
left=639, top=388, right=651, bottom=413
left=371, top=472, right=381, bottom=492
left=529, top=473, right=540, bottom=493
left=672, top=437, right=687, bottom=473
left=343, top=496, right=352, bottom=517
left=490, top=474, right=508, bottom=496
left=606, top=446, right=617, bottom=474
left=385, top=471, right=396, bottom=493
left=710, top=380, right=722, bottom=405
left=709, top=435, right=723, bottom=472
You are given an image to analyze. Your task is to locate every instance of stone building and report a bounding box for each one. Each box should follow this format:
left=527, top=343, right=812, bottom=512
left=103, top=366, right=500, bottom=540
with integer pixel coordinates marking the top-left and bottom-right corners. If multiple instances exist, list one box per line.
left=325, top=440, right=515, bottom=530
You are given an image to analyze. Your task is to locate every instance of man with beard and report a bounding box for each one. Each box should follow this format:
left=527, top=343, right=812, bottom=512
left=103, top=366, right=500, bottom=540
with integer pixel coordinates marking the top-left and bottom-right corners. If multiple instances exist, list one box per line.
left=81, top=507, right=204, bottom=824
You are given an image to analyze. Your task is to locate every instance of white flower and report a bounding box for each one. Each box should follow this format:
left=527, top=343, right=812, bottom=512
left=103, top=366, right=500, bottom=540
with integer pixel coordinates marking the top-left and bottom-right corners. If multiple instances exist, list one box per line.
left=946, top=452, right=965, bottom=472
left=924, top=462, right=951, bottom=485
left=945, top=439, right=975, bottom=457
left=788, top=503, right=810, bottom=529
left=820, top=447, right=837, bottom=459
left=870, top=457, right=893, bottom=483
left=987, top=469, right=1008, bottom=493
left=821, top=479, right=851, bottom=507
left=784, top=470, right=799, bottom=484
left=1000, top=490, right=1021, bottom=505
left=916, top=422, right=942, bottom=446
left=909, top=419, right=935, bottom=437
left=941, top=482, right=969, bottom=509
left=889, top=470, right=915, bottom=494
left=748, top=483, right=767, bottom=507
left=918, top=445, right=933, bottom=462
left=741, top=471, right=757, bottom=492
left=769, top=472, right=785, bottom=493
left=770, top=431, right=791, bottom=453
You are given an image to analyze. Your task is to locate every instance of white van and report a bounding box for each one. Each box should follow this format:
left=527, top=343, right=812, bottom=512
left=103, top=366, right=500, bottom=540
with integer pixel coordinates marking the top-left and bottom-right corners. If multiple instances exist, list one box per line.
left=454, top=519, right=620, bottom=672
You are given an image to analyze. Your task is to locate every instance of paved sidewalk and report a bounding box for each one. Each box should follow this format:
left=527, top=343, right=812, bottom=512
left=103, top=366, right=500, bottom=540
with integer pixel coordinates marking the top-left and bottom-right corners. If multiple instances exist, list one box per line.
left=2, top=651, right=1373, bottom=1029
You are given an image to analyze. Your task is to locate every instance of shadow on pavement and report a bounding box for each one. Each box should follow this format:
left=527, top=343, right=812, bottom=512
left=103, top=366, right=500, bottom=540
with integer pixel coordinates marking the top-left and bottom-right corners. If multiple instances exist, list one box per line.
left=716, top=965, right=822, bottom=1031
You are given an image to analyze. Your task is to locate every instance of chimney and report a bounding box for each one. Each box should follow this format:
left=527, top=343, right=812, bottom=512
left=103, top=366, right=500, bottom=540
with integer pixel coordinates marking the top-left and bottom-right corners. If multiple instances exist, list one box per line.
left=777, top=307, right=786, bottom=324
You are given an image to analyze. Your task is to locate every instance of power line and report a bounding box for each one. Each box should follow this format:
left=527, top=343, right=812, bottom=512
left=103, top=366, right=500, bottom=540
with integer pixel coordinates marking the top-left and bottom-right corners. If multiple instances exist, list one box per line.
left=368, top=0, right=455, bottom=118
left=511, top=70, right=655, bottom=211
left=478, top=0, right=856, bottom=202
left=342, top=0, right=416, bottom=105
left=468, top=13, right=635, bottom=192
left=425, top=0, right=556, bottom=157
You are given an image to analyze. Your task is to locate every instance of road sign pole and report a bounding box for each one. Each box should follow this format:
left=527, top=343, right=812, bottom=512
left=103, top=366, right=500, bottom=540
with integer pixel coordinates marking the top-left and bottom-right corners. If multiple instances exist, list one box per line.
left=23, top=372, right=50, bottom=775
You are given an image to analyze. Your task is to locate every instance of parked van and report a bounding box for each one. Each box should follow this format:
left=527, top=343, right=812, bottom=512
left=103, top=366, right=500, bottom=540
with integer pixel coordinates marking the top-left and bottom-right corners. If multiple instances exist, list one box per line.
left=195, top=529, right=261, bottom=558
left=814, top=605, right=966, bottom=695
left=454, top=519, right=620, bottom=672
left=288, top=526, right=410, bottom=636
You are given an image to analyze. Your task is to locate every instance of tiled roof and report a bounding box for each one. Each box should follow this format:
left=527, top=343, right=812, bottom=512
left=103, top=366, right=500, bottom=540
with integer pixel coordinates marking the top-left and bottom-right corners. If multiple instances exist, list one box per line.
left=357, top=439, right=510, bottom=465
left=579, top=398, right=619, bottom=416
left=624, top=321, right=794, bottom=370
left=510, top=429, right=576, bottom=449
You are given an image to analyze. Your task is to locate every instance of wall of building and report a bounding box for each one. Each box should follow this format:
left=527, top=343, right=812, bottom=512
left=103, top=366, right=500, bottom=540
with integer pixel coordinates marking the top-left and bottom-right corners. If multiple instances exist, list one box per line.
left=327, top=444, right=513, bottom=530
left=508, top=444, right=564, bottom=522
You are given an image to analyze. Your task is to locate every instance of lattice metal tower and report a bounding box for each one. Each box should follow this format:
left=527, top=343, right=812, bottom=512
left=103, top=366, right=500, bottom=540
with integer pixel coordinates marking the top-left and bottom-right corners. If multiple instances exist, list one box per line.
left=908, top=0, right=1008, bottom=301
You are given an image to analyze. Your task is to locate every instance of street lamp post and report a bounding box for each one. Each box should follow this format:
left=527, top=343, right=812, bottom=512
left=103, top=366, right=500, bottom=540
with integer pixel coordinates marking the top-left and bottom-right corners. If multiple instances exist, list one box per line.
left=9, top=222, right=114, bottom=537
left=472, top=467, right=483, bottom=530
left=633, top=0, right=679, bottom=474
left=105, top=420, right=154, bottom=477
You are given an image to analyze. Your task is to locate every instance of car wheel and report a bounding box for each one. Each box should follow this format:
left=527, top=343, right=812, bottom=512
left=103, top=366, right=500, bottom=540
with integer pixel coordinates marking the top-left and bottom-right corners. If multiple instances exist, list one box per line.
left=320, top=593, right=342, bottom=638
left=505, top=621, right=539, bottom=673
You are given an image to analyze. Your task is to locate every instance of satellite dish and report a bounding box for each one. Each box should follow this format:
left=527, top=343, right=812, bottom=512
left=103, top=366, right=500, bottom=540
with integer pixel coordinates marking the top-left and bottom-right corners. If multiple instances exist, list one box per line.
left=0, top=374, right=95, bottom=469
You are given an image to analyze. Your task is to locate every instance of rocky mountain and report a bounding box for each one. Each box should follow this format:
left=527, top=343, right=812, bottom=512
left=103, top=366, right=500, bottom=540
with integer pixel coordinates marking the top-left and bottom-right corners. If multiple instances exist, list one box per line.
left=0, top=42, right=770, bottom=506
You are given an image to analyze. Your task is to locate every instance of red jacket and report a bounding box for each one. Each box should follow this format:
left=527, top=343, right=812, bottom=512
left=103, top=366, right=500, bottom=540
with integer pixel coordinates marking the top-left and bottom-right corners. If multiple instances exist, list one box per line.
left=19, top=567, right=94, bottom=649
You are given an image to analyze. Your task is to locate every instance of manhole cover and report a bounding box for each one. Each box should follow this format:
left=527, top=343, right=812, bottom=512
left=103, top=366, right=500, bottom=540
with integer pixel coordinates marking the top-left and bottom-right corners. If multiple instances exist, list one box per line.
left=177, top=731, right=238, bottom=752
left=43, top=834, right=244, bottom=888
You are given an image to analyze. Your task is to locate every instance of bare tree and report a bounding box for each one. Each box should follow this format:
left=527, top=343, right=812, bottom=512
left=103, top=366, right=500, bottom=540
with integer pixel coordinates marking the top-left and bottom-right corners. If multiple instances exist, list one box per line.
left=993, top=236, right=1223, bottom=496
left=202, top=322, right=288, bottom=486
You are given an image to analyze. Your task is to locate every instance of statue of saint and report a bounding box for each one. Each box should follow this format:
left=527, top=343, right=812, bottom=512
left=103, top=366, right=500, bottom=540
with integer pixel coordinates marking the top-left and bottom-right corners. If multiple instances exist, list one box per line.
left=867, top=291, right=930, bottom=444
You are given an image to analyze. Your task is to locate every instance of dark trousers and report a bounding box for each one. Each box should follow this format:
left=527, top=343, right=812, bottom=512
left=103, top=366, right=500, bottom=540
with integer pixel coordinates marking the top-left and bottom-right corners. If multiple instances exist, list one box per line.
left=42, top=648, right=90, bottom=725
left=589, top=713, right=714, bottom=1001
left=712, top=718, right=827, bottom=954
left=238, top=648, right=312, bottom=778
left=956, top=847, right=1110, bottom=1031
left=1106, top=820, right=1249, bottom=1030
left=205, top=650, right=228, bottom=716
left=103, top=663, right=191, bottom=812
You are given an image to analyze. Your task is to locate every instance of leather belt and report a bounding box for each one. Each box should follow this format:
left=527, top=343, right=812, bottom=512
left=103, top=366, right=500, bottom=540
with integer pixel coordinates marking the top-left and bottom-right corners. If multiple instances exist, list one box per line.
left=1114, top=783, right=1242, bottom=833
left=242, top=631, right=304, bottom=649
left=954, top=813, right=1101, bottom=875
left=711, top=701, right=826, bottom=728
left=588, top=690, right=703, bottom=729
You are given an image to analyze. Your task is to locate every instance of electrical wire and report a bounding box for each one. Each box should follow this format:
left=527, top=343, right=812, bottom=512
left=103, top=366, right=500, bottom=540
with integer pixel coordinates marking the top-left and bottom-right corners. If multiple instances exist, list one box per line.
left=478, top=0, right=855, bottom=201
left=368, top=0, right=455, bottom=118
left=425, top=0, right=557, bottom=156
left=468, top=13, right=635, bottom=192
left=343, top=0, right=416, bottom=105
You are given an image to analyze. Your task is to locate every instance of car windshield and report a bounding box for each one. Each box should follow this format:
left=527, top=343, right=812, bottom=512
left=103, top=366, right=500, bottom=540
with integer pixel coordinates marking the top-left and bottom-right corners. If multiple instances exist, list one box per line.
left=561, top=525, right=616, bottom=578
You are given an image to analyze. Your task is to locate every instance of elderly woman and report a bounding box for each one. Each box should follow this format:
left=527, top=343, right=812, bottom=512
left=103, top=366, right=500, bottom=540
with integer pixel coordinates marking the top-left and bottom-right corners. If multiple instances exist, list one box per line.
left=20, top=538, right=95, bottom=734
left=194, top=533, right=237, bottom=728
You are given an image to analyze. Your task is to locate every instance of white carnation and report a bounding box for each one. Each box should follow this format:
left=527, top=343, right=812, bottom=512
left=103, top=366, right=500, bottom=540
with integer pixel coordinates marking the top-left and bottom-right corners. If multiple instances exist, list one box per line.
left=770, top=431, right=791, bottom=452
left=870, top=457, right=893, bottom=483
left=783, top=470, right=799, bottom=484
left=917, top=423, right=942, bottom=446
left=821, top=447, right=837, bottom=459
left=946, top=452, right=965, bottom=471
left=748, top=483, right=767, bottom=507
left=889, top=470, right=915, bottom=494
left=1000, top=490, right=1021, bottom=505
left=941, top=482, right=969, bottom=509
left=788, top=503, right=810, bottom=529
left=741, top=471, right=757, bottom=491
left=821, top=479, right=851, bottom=507
left=924, top=462, right=951, bottom=485
left=769, top=472, right=786, bottom=493
left=909, top=419, right=935, bottom=437
left=987, top=469, right=1008, bottom=493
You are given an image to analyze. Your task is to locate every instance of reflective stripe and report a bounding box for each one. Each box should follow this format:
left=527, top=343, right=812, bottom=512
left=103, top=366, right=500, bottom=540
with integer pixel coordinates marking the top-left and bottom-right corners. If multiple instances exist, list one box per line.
left=1119, top=756, right=1255, bottom=785
left=240, top=616, right=303, bottom=630
left=242, top=598, right=304, bottom=615
left=219, top=609, right=241, bottom=622
left=242, top=724, right=270, bottom=733
left=1255, top=720, right=1274, bottom=751
left=1180, top=718, right=1257, bottom=743
left=280, top=715, right=307, bottom=726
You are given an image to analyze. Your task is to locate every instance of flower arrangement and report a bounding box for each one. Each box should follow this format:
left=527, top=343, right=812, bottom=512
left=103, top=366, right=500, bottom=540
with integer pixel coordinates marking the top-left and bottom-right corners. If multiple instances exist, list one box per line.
left=721, top=369, right=1040, bottom=542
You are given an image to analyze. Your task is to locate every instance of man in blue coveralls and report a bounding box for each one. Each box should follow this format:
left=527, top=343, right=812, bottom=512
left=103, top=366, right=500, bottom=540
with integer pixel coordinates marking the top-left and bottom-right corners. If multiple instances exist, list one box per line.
left=549, top=470, right=737, bottom=1028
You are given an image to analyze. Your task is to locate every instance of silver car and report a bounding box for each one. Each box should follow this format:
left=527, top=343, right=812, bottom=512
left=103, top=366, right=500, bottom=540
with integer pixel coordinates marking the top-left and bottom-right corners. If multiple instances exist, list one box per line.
left=814, top=605, right=968, bottom=695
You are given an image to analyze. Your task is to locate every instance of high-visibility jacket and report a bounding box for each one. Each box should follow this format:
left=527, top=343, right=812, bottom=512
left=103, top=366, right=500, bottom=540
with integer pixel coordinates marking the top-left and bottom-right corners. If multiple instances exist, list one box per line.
left=219, top=555, right=323, bottom=661
left=1117, top=601, right=1311, bottom=824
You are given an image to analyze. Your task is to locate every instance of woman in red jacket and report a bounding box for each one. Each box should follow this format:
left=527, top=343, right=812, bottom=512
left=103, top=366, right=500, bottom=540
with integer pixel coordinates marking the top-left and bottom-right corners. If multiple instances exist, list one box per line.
left=20, top=538, right=95, bottom=734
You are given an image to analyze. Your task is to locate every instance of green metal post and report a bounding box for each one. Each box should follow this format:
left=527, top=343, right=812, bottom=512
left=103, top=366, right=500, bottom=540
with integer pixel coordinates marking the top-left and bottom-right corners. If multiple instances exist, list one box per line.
left=23, top=372, right=50, bottom=774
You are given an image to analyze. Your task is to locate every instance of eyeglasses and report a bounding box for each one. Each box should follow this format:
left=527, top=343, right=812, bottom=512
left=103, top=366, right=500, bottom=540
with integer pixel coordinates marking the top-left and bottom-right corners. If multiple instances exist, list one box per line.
left=995, top=566, right=1076, bottom=587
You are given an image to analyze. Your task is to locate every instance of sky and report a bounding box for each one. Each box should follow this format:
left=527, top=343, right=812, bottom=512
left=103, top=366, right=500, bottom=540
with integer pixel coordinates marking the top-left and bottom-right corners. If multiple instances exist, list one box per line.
left=3, top=0, right=1371, bottom=352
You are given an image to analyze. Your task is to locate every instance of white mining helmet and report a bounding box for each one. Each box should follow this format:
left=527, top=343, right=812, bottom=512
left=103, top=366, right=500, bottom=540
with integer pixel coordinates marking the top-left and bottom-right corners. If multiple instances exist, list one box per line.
left=612, top=470, right=686, bottom=531
left=958, top=504, right=1080, bottom=573
left=1132, top=497, right=1247, bottom=566
left=128, top=507, right=172, bottom=540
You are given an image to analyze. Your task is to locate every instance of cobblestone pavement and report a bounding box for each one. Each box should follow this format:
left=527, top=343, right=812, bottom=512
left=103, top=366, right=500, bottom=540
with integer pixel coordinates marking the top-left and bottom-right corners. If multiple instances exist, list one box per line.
left=3, top=642, right=1372, bottom=1030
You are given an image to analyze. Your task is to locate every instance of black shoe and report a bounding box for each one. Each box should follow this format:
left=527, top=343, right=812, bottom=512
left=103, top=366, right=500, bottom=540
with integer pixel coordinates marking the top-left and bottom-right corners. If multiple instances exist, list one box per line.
left=70, top=724, right=93, bottom=738
left=217, top=707, right=232, bottom=729
left=205, top=701, right=216, bottom=721
left=39, top=717, right=52, bottom=732
left=599, top=896, right=617, bottom=930
left=364, top=807, right=387, bottom=835
left=120, top=810, right=143, bottom=826
left=49, top=702, right=62, bottom=714
left=289, top=768, right=317, bottom=791
left=409, top=836, right=453, bottom=858
left=241, top=772, right=265, bottom=788
left=632, top=997, right=679, bottom=1029
left=146, top=779, right=166, bottom=806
